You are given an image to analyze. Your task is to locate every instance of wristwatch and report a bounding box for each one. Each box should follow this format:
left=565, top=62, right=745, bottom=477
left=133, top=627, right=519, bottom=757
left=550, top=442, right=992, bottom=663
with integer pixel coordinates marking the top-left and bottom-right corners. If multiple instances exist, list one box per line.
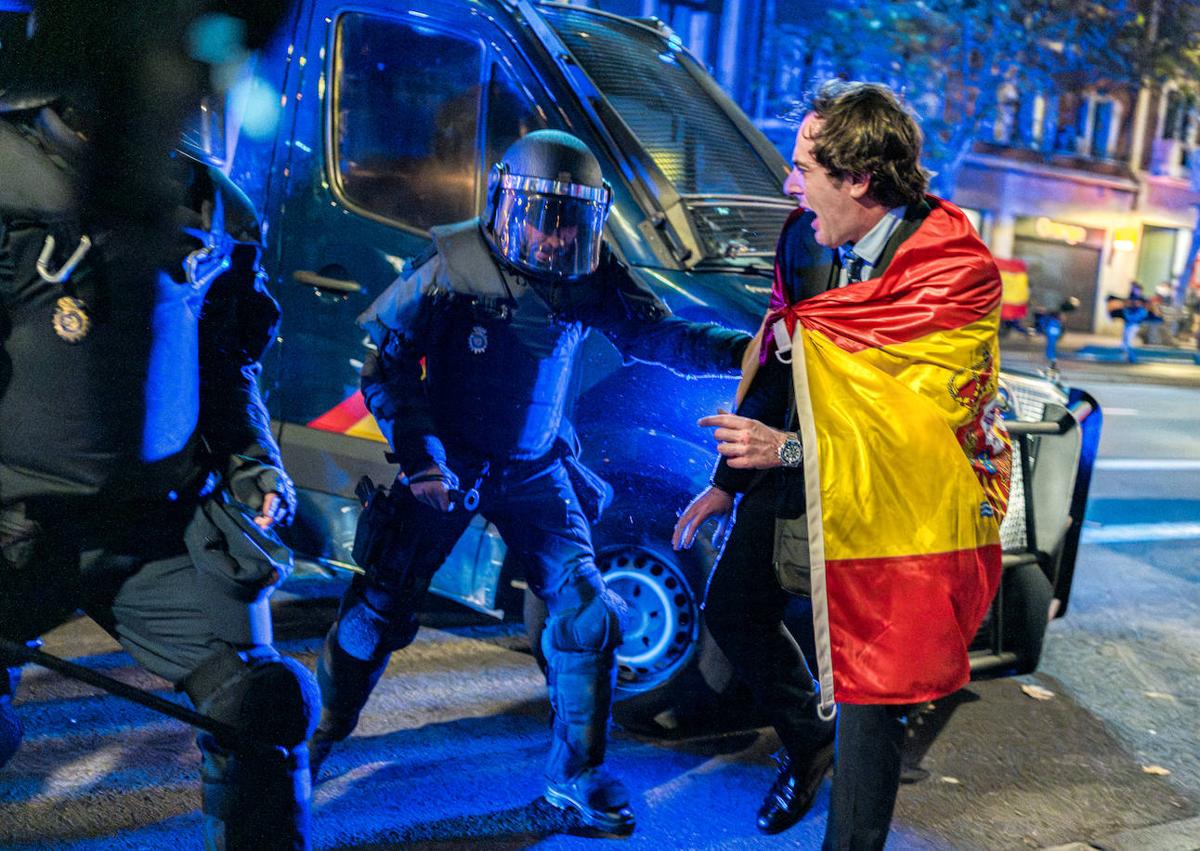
left=777, top=432, right=803, bottom=468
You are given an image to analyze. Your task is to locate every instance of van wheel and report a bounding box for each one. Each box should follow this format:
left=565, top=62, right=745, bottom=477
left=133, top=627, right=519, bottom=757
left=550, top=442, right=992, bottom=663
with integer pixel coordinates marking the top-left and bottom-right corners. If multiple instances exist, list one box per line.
left=1001, top=561, right=1054, bottom=674
left=523, top=486, right=740, bottom=734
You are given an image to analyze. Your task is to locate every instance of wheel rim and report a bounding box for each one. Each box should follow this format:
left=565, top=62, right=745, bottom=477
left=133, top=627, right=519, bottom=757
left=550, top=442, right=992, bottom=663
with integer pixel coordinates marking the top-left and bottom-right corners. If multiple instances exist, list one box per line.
left=597, top=546, right=699, bottom=695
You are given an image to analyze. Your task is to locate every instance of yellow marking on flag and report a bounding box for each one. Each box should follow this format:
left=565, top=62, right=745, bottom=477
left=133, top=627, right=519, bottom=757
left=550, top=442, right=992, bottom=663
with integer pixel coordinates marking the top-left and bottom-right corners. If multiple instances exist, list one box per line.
left=801, top=328, right=1000, bottom=563
left=345, top=415, right=386, bottom=442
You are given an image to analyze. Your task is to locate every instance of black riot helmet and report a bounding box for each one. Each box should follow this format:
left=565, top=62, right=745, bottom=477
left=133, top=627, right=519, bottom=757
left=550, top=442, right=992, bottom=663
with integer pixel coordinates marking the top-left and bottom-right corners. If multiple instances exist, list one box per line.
left=484, top=129, right=612, bottom=281
left=0, top=4, right=58, bottom=113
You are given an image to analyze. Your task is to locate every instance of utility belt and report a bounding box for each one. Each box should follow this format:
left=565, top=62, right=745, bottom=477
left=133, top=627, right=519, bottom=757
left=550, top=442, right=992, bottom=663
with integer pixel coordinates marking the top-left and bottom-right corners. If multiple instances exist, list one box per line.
left=351, top=437, right=613, bottom=576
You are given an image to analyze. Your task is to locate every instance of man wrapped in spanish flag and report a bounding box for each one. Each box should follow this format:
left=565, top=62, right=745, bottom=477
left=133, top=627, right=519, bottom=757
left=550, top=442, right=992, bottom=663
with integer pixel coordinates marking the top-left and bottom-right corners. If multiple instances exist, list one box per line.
left=673, top=81, right=1011, bottom=850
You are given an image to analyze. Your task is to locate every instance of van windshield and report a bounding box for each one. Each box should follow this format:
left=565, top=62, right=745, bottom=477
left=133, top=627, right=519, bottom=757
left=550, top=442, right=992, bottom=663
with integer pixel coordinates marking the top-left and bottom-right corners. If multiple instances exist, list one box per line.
left=542, top=5, right=793, bottom=260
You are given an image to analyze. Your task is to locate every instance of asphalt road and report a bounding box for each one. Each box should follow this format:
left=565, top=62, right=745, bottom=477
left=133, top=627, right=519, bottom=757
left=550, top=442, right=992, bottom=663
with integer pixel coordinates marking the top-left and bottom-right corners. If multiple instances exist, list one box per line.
left=2, top=363, right=1199, bottom=850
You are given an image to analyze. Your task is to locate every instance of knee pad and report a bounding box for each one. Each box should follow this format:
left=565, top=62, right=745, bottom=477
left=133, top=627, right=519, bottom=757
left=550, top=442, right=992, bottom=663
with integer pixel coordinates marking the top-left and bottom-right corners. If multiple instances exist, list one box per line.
left=336, top=589, right=419, bottom=662
left=544, top=588, right=626, bottom=656
left=183, top=648, right=318, bottom=753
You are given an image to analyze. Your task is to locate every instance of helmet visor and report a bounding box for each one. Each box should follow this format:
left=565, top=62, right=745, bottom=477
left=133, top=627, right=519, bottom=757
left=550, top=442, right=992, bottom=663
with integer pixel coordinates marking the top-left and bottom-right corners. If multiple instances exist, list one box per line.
left=491, top=175, right=609, bottom=279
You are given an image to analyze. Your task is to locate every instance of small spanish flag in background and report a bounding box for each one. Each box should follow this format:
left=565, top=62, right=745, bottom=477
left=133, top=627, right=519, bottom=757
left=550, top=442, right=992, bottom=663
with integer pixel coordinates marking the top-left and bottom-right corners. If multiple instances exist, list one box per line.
left=754, top=199, right=1011, bottom=714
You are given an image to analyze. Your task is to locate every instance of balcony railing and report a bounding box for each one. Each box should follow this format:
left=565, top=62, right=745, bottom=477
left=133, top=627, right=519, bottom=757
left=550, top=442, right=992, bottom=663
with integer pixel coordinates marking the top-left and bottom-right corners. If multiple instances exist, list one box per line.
left=974, top=139, right=1132, bottom=178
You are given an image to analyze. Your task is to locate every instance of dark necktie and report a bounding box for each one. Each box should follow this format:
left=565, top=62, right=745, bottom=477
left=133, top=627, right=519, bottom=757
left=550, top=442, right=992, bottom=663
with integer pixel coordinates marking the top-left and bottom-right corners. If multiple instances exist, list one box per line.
left=841, top=248, right=865, bottom=285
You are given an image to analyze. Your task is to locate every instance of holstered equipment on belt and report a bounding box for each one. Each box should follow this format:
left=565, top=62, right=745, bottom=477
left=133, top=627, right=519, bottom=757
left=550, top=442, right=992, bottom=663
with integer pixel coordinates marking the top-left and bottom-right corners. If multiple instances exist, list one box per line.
left=351, top=475, right=406, bottom=575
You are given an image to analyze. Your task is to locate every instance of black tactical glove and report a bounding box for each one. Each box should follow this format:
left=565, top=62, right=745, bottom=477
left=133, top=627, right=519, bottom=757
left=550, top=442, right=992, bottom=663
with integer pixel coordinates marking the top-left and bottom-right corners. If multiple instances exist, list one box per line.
left=228, top=459, right=297, bottom=528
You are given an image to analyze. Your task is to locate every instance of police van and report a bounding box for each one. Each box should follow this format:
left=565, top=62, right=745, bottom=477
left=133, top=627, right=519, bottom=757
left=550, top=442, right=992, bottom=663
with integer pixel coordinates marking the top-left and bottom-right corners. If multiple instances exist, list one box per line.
left=222, top=0, right=1101, bottom=725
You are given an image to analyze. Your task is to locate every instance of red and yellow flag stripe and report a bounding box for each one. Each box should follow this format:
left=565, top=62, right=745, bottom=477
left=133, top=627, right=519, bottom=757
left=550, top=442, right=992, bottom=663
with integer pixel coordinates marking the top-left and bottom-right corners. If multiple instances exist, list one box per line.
left=307, top=391, right=386, bottom=442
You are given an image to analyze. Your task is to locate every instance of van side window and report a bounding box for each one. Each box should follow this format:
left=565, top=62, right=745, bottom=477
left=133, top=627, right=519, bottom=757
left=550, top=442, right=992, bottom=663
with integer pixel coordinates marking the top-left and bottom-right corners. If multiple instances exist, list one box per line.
left=484, top=63, right=549, bottom=173
left=332, top=13, right=482, bottom=229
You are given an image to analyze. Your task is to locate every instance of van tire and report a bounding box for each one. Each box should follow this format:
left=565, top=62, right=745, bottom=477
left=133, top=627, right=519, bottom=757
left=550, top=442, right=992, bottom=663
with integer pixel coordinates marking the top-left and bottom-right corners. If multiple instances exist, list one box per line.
left=1001, top=561, right=1055, bottom=674
left=523, top=485, right=741, bottom=734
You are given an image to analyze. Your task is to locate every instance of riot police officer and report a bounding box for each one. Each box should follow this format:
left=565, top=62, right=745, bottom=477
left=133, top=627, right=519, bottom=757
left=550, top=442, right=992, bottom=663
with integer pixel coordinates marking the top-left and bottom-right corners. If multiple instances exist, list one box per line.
left=0, top=14, right=317, bottom=846
left=311, top=130, right=750, bottom=834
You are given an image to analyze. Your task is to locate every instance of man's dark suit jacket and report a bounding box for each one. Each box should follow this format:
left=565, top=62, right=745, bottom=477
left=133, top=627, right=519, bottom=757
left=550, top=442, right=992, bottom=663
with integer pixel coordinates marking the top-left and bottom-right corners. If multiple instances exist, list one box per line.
left=711, top=201, right=934, bottom=507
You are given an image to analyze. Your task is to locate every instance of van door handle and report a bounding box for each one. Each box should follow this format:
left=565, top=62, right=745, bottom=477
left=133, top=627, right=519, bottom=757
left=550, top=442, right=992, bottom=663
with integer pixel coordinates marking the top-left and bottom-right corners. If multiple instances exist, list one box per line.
left=294, top=268, right=362, bottom=294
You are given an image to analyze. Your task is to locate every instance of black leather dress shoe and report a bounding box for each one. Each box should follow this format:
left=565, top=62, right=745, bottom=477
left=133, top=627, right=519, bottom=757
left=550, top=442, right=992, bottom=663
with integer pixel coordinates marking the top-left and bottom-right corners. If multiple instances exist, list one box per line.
left=756, top=743, right=836, bottom=835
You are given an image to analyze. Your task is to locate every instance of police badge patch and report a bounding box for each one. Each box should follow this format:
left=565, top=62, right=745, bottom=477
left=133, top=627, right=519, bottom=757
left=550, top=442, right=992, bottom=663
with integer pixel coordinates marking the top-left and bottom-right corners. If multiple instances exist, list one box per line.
left=52, top=296, right=91, bottom=343
left=468, top=325, right=488, bottom=354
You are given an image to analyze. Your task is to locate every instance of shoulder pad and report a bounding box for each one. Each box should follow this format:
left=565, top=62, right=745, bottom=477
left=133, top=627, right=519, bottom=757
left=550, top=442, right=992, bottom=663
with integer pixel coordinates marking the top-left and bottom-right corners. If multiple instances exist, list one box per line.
left=0, top=118, right=75, bottom=219
left=427, top=218, right=510, bottom=299
left=208, top=164, right=260, bottom=244
left=403, top=242, right=438, bottom=277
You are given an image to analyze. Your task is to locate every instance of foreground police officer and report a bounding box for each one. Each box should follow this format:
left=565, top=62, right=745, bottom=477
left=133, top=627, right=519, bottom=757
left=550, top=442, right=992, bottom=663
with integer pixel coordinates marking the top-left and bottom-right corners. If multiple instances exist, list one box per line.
left=0, top=15, right=317, bottom=847
left=311, top=130, right=750, bottom=833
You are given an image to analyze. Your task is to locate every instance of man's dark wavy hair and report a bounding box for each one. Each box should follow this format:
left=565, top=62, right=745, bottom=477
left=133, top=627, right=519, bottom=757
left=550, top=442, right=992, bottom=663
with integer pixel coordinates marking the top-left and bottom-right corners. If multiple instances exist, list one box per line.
left=804, top=80, right=929, bottom=208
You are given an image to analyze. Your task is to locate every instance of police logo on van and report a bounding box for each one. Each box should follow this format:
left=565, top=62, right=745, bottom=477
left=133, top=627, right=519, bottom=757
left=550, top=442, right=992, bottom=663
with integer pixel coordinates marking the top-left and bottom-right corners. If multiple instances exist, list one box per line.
left=468, top=325, right=488, bottom=354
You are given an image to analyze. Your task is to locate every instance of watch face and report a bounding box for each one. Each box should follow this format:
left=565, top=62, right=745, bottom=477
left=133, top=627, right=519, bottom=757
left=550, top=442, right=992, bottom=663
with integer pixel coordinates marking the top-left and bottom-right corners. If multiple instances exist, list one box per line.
left=780, top=437, right=803, bottom=468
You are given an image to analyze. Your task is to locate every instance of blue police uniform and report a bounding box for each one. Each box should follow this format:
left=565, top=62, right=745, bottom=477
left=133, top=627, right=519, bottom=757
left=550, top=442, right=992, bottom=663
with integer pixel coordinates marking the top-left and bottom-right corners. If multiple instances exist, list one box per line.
left=0, top=104, right=316, bottom=851
left=312, top=217, right=749, bottom=832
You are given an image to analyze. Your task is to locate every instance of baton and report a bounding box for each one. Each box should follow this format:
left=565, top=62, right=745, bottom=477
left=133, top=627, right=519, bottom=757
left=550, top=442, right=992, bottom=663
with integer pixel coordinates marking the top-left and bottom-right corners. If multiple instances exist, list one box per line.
left=0, top=637, right=281, bottom=755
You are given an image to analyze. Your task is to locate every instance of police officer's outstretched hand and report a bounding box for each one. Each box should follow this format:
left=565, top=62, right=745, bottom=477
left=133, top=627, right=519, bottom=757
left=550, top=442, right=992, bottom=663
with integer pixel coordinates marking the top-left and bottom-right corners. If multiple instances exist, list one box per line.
left=409, top=464, right=456, bottom=512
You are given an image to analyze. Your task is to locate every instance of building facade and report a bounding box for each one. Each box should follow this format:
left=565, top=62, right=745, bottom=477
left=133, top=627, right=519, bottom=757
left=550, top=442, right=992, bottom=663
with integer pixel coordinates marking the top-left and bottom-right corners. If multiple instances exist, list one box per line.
left=584, top=0, right=1200, bottom=336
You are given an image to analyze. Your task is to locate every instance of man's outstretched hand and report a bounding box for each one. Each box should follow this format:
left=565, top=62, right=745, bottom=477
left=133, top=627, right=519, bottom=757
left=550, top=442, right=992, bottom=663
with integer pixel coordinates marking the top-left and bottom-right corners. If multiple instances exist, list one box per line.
left=672, top=486, right=734, bottom=551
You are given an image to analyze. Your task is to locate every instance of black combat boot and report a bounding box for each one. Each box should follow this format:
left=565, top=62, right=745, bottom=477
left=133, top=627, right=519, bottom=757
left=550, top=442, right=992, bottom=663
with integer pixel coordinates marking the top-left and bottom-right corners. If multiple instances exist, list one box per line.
left=198, top=734, right=312, bottom=851
left=543, top=648, right=635, bottom=835
left=308, top=624, right=390, bottom=780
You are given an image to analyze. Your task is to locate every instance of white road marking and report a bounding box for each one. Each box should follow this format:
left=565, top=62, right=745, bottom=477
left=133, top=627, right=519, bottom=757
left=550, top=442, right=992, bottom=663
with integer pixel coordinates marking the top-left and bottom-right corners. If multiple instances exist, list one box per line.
left=1101, top=408, right=1140, bottom=416
left=1095, top=458, right=1200, bottom=471
left=1082, top=522, right=1200, bottom=543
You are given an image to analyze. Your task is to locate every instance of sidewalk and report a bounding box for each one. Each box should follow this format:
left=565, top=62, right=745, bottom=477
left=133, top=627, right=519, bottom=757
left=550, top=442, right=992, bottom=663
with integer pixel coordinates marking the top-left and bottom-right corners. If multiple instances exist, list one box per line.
left=1001, top=330, right=1200, bottom=388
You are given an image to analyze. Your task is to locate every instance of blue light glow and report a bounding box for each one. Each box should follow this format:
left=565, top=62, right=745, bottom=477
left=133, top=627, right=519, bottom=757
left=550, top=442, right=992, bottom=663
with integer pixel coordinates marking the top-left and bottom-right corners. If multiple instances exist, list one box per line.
left=141, top=271, right=202, bottom=463
left=230, top=73, right=282, bottom=141
left=187, top=13, right=246, bottom=65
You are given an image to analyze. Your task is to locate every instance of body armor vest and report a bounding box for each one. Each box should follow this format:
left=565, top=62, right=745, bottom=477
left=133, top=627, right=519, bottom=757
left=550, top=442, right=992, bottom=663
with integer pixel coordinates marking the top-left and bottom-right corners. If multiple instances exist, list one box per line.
left=0, top=112, right=214, bottom=504
left=422, top=220, right=585, bottom=462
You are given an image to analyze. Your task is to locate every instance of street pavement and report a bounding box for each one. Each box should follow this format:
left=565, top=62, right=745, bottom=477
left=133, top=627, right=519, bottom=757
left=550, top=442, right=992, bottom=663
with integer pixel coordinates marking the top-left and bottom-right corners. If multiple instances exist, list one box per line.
left=3, top=592, right=1197, bottom=850
left=1, top=340, right=1198, bottom=850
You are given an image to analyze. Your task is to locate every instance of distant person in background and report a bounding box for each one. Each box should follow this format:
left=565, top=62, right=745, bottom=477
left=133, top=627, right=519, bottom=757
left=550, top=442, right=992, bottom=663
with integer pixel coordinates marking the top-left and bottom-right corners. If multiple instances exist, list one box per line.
left=1032, top=288, right=1078, bottom=364
left=1120, top=281, right=1149, bottom=361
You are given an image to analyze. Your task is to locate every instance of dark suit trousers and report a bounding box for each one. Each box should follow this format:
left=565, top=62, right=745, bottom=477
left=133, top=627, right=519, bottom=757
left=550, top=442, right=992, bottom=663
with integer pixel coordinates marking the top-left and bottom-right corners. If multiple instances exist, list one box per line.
left=703, top=474, right=908, bottom=851
left=825, top=703, right=906, bottom=851
left=702, top=474, right=831, bottom=757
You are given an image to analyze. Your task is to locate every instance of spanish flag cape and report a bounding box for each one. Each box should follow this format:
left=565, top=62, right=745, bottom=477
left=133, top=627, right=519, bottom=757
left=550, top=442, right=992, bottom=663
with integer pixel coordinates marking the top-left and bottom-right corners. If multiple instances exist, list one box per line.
left=741, top=198, right=1012, bottom=713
